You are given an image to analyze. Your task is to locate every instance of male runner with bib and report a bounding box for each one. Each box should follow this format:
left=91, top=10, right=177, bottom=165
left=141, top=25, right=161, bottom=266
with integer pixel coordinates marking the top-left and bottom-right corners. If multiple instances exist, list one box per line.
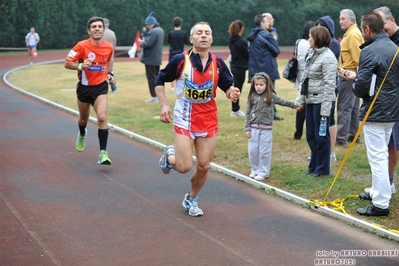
left=155, top=22, right=240, bottom=216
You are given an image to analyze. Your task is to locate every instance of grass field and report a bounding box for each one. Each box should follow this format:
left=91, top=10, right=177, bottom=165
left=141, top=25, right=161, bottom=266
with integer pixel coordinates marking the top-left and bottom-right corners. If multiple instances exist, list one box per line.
left=7, top=58, right=398, bottom=234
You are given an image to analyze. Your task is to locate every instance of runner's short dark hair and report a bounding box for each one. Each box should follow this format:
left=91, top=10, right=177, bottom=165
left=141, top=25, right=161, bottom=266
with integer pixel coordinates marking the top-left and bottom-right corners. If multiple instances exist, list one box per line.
left=87, top=17, right=104, bottom=30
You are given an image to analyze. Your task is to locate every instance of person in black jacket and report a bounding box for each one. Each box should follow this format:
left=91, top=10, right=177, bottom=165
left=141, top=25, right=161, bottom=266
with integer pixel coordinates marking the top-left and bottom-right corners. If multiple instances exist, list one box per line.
left=228, top=20, right=249, bottom=117
left=167, top=16, right=187, bottom=93
left=247, top=14, right=282, bottom=120
left=373, top=6, right=399, bottom=195
left=340, top=11, right=399, bottom=216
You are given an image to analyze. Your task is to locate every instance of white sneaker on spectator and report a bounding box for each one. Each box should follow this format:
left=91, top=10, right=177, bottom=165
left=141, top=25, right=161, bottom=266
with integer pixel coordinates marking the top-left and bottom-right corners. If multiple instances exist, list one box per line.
left=144, top=97, right=159, bottom=103
left=249, top=173, right=256, bottom=178
left=230, top=110, right=245, bottom=117
left=254, top=175, right=266, bottom=181
left=330, top=153, right=337, bottom=164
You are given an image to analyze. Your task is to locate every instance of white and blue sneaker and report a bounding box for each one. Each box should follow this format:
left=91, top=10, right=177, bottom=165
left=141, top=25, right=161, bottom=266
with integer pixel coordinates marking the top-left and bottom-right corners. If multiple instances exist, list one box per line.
left=159, top=145, right=174, bottom=174
left=330, top=153, right=337, bottom=164
left=182, top=193, right=203, bottom=217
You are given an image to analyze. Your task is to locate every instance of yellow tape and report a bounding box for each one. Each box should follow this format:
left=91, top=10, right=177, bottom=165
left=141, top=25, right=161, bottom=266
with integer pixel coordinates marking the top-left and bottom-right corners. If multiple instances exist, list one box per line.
left=310, top=195, right=358, bottom=215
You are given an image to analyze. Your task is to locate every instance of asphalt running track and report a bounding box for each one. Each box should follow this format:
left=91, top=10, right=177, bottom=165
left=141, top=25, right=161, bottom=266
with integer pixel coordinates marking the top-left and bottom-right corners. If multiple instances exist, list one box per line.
left=1, top=52, right=399, bottom=266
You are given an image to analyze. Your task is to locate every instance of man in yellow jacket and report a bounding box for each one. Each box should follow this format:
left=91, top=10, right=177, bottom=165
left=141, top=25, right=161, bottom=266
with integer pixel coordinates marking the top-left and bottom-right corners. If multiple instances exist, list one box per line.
left=336, top=9, right=364, bottom=146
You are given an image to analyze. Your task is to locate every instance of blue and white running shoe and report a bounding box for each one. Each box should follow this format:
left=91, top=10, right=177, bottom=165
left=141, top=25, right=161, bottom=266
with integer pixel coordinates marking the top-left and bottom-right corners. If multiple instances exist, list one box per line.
left=182, top=193, right=203, bottom=217
left=159, top=145, right=174, bottom=174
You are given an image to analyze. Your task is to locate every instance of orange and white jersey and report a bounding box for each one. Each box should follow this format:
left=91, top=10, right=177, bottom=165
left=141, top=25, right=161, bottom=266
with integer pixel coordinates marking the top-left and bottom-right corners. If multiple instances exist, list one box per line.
left=66, top=39, right=113, bottom=86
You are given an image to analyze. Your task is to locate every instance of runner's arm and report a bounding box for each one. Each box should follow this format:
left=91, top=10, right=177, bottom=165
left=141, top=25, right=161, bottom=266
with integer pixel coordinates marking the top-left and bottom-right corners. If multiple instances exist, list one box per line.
left=64, top=59, right=92, bottom=70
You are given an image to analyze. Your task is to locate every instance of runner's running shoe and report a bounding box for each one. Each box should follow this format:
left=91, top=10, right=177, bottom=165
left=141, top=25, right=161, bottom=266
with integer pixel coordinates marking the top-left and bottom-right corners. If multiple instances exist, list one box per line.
left=182, top=193, right=203, bottom=217
left=159, top=145, right=174, bottom=174
left=75, top=129, right=87, bottom=152
left=98, top=150, right=112, bottom=165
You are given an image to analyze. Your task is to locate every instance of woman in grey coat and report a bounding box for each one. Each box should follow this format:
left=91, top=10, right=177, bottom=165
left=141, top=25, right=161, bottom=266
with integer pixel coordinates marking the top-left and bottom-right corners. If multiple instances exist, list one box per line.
left=295, top=26, right=337, bottom=177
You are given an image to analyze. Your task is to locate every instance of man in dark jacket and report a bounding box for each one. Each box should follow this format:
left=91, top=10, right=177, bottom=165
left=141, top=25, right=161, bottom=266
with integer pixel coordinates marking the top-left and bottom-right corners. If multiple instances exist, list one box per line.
left=247, top=14, right=281, bottom=120
left=140, top=12, right=164, bottom=103
left=340, top=11, right=399, bottom=216
left=374, top=6, right=399, bottom=195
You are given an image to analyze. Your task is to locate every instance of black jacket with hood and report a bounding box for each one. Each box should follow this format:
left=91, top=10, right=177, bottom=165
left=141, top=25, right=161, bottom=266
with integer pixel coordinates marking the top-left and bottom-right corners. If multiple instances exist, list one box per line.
left=317, top=15, right=340, bottom=60
left=391, top=28, right=399, bottom=46
left=247, top=27, right=280, bottom=81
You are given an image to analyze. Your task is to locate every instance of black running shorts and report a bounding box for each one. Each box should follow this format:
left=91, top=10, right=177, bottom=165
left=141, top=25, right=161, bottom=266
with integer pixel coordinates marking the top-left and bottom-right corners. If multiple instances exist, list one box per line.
left=76, top=81, right=108, bottom=105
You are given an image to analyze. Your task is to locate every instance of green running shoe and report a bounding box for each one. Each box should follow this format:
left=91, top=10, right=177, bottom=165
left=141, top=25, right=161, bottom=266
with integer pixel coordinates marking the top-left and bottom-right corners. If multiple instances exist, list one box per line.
left=75, top=129, right=87, bottom=152
left=98, top=150, right=112, bottom=165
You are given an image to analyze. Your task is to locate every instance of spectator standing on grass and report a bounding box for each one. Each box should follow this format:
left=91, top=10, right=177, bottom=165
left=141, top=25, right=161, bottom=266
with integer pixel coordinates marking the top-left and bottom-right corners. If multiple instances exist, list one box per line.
left=336, top=9, right=364, bottom=146
left=141, top=26, right=148, bottom=39
left=271, top=27, right=278, bottom=40
left=316, top=15, right=341, bottom=164
left=263, top=12, right=283, bottom=121
left=366, top=5, right=399, bottom=195
left=140, top=12, right=164, bottom=103
left=228, top=19, right=248, bottom=117
left=247, top=14, right=280, bottom=122
left=136, top=26, right=148, bottom=58
left=25, top=27, right=40, bottom=65
left=245, top=72, right=299, bottom=181
left=293, top=20, right=316, bottom=141
left=102, top=18, right=117, bottom=93
left=295, top=26, right=337, bottom=177
left=154, top=22, right=240, bottom=217
left=167, top=16, right=187, bottom=93
left=340, top=11, right=399, bottom=216
left=64, top=17, right=115, bottom=165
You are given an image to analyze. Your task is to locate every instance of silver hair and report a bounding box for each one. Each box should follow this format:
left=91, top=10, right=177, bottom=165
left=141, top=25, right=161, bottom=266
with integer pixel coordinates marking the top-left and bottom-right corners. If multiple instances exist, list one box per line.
left=103, top=18, right=110, bottom=28
left=190, top=22, right=212, bottom=36
left=374, top=6, right=393, bottom=20
left=340, top=9, right=356, bottom=23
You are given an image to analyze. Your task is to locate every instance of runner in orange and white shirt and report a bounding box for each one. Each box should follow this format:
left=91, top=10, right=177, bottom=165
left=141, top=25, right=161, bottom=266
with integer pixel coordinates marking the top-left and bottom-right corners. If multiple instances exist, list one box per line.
left=64, top=16, right=115, bottom=165
left=155, top=22, right=240, bottom=217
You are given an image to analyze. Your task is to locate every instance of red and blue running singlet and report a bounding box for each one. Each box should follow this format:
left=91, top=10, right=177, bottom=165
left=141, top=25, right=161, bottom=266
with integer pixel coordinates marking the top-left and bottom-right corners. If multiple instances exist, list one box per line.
left=173, top=51, right=220, bottom=133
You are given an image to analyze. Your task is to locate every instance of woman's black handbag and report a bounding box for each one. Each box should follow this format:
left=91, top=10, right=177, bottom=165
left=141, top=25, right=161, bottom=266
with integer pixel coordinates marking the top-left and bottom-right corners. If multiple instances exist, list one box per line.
left=300, top=77, right=309, bottom=95
left=283, top=39, right=300, bottom=82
